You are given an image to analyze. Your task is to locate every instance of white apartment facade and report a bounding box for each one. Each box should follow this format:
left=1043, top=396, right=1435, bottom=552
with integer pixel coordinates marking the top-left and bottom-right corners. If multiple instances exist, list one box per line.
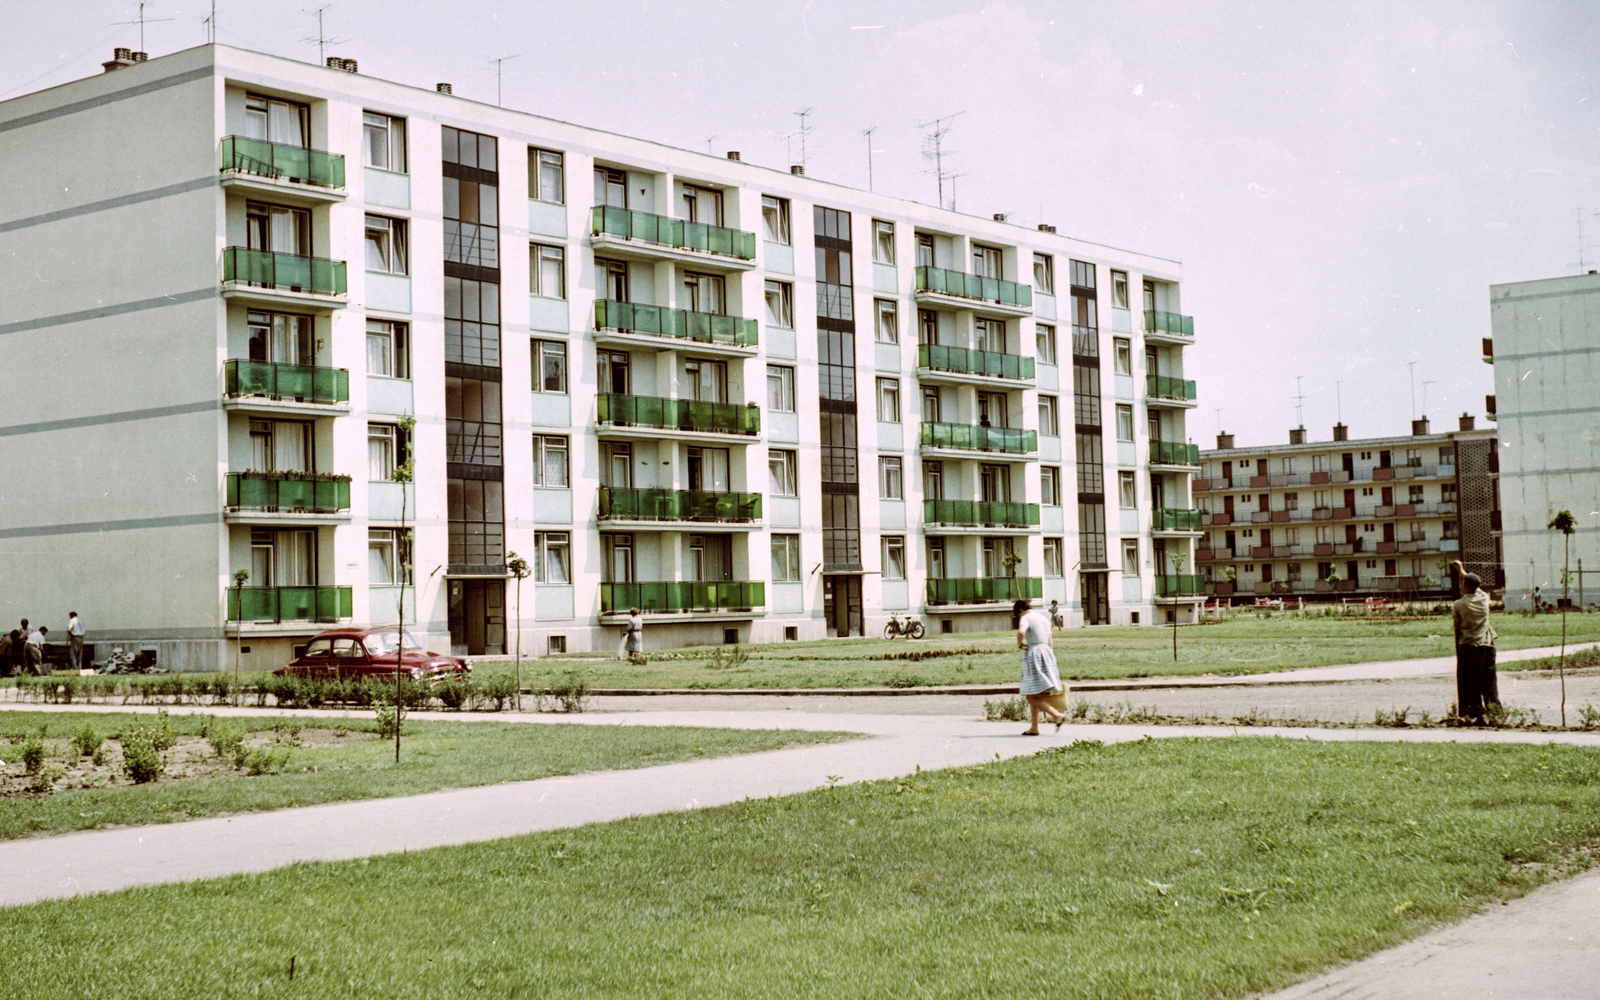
left=0, top=45, right=1201, bottom=670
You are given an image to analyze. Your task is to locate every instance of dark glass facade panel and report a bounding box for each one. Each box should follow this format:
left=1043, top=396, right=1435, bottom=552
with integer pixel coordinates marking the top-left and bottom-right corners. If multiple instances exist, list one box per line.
left=818, top=327, right=857, bottom=401
left=1078, top=502, right=1107, bottom=568
left=815, top=205, right=861, bottom=573
left=446, top=376, right=503, bottom=468
left=445, top=276, right=501, bottom=368
left=1075, top=433, right=1104, bottom=495
left=1073, top=365, right=1101, bottom=427
left=448, top=478, right=505, bottom=566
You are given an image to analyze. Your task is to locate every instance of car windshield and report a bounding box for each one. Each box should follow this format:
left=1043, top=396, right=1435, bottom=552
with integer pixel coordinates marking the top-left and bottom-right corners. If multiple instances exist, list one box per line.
left=363, top=630, right=422, bottom=656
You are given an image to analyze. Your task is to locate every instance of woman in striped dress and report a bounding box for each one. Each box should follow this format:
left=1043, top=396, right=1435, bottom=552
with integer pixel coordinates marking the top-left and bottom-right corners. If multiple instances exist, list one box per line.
left=1014, top=599, right=1068, bottom=735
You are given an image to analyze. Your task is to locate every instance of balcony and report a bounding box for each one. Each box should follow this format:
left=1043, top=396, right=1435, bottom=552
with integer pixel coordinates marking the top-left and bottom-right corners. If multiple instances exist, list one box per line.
left=914, top=266, right=1033, bottom=315
left=226, top=472, right=351, bottom=521
left=1155, top=575, right=1205, bottom=598
left=919, top=422, right=1038, bottom=458
left=223, top=359, right=349, bottom=417
left=925, top=577, right=1043, bottom=606
left=599, top=581, right=764, bottom=615
left=229, top=585, right=352, bottom=624
left=917, top=344, right=1035, bottom=385
left=1482, top=337, right=1493, bottom=364
left=222, top=247, right=347, bottom=308
left=1152, top=508, right=1202, bottom=532
left=598, top=487, right=762, bottom=525
left=1145, top=375, right=1198, bottom=407
left=1143, top=310, right=1194, bottom=344
left=597, top=394, right=759, bottom=440
left=593, top=300, right=758, bottom=355
left=922, top=499, right=1040, bottom=530
left=590, top=206, right=756, bottom=269
left=1150, top=440, right=1200, bottom=468
left=218, top=136, right=345, bottom=204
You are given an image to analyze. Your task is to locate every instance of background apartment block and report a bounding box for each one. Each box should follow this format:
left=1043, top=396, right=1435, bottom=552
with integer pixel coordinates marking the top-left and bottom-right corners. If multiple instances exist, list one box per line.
left=1196, top=420, right=1502, bottom=602
left=1486, top=271, right=1600, bottom=608
left=0, top=45, right=1201, bottom=670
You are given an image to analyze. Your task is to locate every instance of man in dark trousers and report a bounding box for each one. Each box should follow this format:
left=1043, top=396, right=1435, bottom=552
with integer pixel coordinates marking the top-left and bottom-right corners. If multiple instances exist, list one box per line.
left=1450, top=562, right=1500, bottom=724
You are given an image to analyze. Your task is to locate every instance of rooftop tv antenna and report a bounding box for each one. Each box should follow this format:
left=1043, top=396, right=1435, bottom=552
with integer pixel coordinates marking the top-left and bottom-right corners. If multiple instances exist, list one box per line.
left=1292, top=375, right=1307, bottom=428
left=790, top=107, right=814, bottom=170
left=916, top=112, right=965, bottom=210
left=1421, top=379, right=1437, bottom=417
left=1407, top=361, right=1418, bottom=420
left=860, top=125, right=878, bottom=192
left=115, top=2, right=173, bottom=53
left=301, top=5, right=347, bottom=64
left=489, top=54, right=519, bottom=106
left=703, top=134, right=717, bottom=155
left=201, top=0, right=217, bottom=44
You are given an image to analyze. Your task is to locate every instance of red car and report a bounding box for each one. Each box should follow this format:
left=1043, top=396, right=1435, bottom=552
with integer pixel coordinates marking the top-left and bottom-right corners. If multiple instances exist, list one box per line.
left=275, top=627, right=472, bottom=684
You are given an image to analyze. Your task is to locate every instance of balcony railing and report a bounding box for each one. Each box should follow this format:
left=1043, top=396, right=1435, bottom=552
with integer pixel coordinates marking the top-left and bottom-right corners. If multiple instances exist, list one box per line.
left=594, top=300, right=758, bottom=348
left=223, top=247, right=347, bottom=296
left=219, top=135, right=345, bottom=189
left=917, top=344, right=1035, bottom=381
left=224, top=359, right=349, bottom=405
left=926, top=577, right=1043, bottom=605
left=590, top=206, right=756, bottom=260
left=1155, top=574, right=1205, bottom=597
left=919, top=422, right=1038, bottom=455
left=229, top=585, right=352, bottom=623
left=1150, top=440, right=1200, bottom=466
left=226, top=472, right=352, bottom=512
left=600, top=581, right=764, bottom=614
left=923, top=499, right=1040, bottom=528
left=1144, top=310, right=1194, bottom=337
left=914, top=266, right=1033, bottom=309
left=1152, top=508, right=1202, bottom=531
left=1146, top=375, right=1197, bottom=402
left=599, top=487, right=761, bottom=523
left=597, top=394, right=759, bottom=436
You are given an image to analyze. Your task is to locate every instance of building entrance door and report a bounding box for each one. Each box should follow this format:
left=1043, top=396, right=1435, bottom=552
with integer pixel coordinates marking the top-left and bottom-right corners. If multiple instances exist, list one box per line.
left=823, top=575, right=862, bottom=637
left=449, top=579, right=506, bottom=655
left=1081, top=571, right=1109, bottom=625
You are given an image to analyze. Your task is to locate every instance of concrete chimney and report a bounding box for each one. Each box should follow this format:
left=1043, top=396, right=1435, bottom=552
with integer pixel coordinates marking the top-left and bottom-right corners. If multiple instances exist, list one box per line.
left=725, top=151, right=741, bottom=161
left=1459, top=413, right=1476, bottom=431
left=790, top=165, right=804, bottom=176
left=1332, top=423, right=1349, bottom=442
left=103, top=48, right=139, bottom=72
left=1289, top=427, right=1306, bottom=445
left=1216, top=433, right=1235, bottom=450
left=1411, top=417, right=1431, bottom=436
left=436, top=83, right=453, bottom=94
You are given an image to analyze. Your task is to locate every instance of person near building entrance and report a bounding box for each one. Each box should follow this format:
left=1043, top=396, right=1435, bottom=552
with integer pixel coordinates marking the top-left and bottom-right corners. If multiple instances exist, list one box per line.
left=25, top=624, right=47, bottom=676
left=619, top=608, right=643, bottom=662
left=1450, top=562, right=1500, bottom=724
left=66, top=612, right=85, bottom=672
left=1015, top=599, right=1068, bottom=735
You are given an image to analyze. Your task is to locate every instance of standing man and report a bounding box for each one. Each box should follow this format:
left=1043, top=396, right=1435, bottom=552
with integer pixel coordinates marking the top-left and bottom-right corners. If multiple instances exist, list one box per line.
left=66, top=611, right=85, bottom=672
left=26, top=623, right=48, bottom=676
left=12, top=620, right=31, bottom=676
left=1451, top=564, right=1500, bottom=724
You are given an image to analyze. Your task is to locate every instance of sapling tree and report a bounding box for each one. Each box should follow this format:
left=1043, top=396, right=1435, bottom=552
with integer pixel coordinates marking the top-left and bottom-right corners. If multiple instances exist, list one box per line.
left=506, top=551, right=532, bottom=711
left=392, top=414, right=417, bottom=762
left=232, top=569, right=249, bottom=706
left=1548, top=509, right=1576, bottom=727
left=1168, top=551, right=1189, bottom=661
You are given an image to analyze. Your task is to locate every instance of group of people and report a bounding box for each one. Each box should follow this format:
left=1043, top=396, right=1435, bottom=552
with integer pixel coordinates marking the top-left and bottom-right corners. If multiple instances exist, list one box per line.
left=0, top=612, right=85, bottom=677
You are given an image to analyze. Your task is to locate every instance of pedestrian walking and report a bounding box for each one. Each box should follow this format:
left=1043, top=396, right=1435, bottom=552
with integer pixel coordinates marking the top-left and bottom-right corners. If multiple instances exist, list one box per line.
left=1450, top=561, right=1500, bottom=724
left=1014, top=599, right=1068, bottom=736
left=1049, top=599, right=1064, bottom=630
left=620, top=608, right=644, bottom=662
left=66, top=611, right=85, bottom=672
left=25, top=624, right=47, bottom=676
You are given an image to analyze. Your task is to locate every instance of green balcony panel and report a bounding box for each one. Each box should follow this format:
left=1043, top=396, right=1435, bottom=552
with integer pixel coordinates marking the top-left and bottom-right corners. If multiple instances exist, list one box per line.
left=590, top=206, right=756, bottom=260
left=1155, top=574, right=1206, bottom=597
left=1145, top=375, right=1197, bottom=401
left=597, top=394, right=759, bottom=436
left=223, top=247, right=347, bottom=296
left=917, top=344, right=1035, bottom=381
left=914, top=266, right=1033, bottom=309
left=919, top=422, right=1037, bottom=455
left=220, top=136, right=345, bottom=189
left=1144, top=310, right=1195, bottom=337
left=594, top=300, right=758, bottom=348
left=599, top=487, right=761, bottom=522
left=225, top=359, right=349, bottom=404
left=1149, top=440, right=1200, bottom=466
left=229, top=586, right=352, bottom=622
left=1151, top=508, right=1202, bottom=531
left=226, top=472, right=352, bottom=512
left=925, top=577, right=1043, bottom=605
left=922, top=499, right=1040, bottom=528
left=599, top=581, right=765, bottom=614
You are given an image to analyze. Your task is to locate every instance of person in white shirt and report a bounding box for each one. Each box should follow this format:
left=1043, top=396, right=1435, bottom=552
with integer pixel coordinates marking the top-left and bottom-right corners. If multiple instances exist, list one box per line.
left=1014, top=599, right=1068, bottom=735
left=66, top=612, right=86, bottom=672
left=25, top=625, right=47, bottom=676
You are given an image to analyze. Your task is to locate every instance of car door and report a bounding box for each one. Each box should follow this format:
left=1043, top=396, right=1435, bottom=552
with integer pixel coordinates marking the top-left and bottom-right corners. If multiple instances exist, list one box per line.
left=296, top=637, right=335, bottom=678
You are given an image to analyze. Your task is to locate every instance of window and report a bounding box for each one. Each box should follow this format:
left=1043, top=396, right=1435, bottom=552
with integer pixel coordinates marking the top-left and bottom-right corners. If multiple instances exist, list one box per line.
left=879, top=456, right=903, bottom=499
left=771, top=534, right=801, bottom=582
left=1115, top=404, right=1134, bottom=442
left=764, top=280, right=794, bottom=328
left=1033, top=253, right=1054, bottom=294
left=769, top=450, right=798, bottom=496
left=975, top=317, right=1005, bottom=354
left=530, top=244, right=565, bottom=298
left=1281, top=457, right=1296, bottom=475
left=368, top=423, right=408, bottom=481
left=529, top=148, right=564, bottom=202
left=1036, top=323, right=1057, bottom=364
left=1286, top=527, right=1300, bottom=545
left=761, top=196, right=791, bottom=244
left=445, top=276, right=500, bottom=367
left=1284, top=492, right=1299, bottom=511
left=1443, top=520, right=1460, bottom=540
left=363, top=112, right=406, bottom=172
left=917, top=308, right=937, bottom=345
left=972, top=244, right=1003, bottom=279
left=603, top=442, right=632, bottom=488
left=447, top=479, right=504, bottom=567
left=1118, top=471, right=1137, bottom=509
left=597, top=258, right=629, bottom=302
left=681, top=184, right=724, bottom=226
left=982, top=536, right=1015, bottom=577
left=875, top=299, right=898, bottom=343
left=1439, top=446, right=1456, bottom=466
left=595, top=166, right=627, bottom=208
left=1043, top=537, right=1064, bottom=577
left=767, top=365, right=796, bottom=412
left=1041, top=466, right=1061, bottom=505
left=369, top=528, right=400, bottom=585
left=1121, top=539, right=1139, bottom=576
left=532, top=435, right=569, bottom=487
left=1408, top=485, right=1425, bottom=504
left=1441, top=483, right=1459, bottom=504
left=883, top=536, right=906, bottom=580
left=1076, top=435, right=1104, bottom=495
left=442, top=127, right=499, bottom=269
left=1316, top=525, right=1332, bottom=544
left=683, top=271, right=726, bottom=314
left=922, top=386, right=942, bottom=424
left=1313, top=454, right=1330, bottom=473
left=1039, top=395, right=1059, bottom=436
left=1070, top=259, right=1096, bottom=289
left=599, top=350, right=630, bottom=395
left=246, top=201, right=310, bottom=255
left=1113, top=338, right=1132, bottom=375
left=1314, top=490, right=1329, bottom=509
left=366, top=320, right=409, bottom=378
left=877, top=378, right=901, bottom=422
left=916, top=233, right=935, bottom=269
left=1410, top=521, right=1427, bottom=541
left=687, top=447, right=731, bottom=492
left=873, top=220, right=895, bottom=264
left=923, top=460, right=943, bottom=500
left=602, top=534, right=633, bottom=583
left=532, top=340, right=567, bottom=393
left=246, top=94, right=308, bottom=146
left=534, top=531, right=570, bottom=583
left=1405, top=448, right=1423, bottom=468
left=1111, top=270, right=1128, bottom=309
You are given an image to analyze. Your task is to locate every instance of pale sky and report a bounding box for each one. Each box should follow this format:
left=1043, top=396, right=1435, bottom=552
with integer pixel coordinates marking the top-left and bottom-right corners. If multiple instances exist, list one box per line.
left=5, top=1, right=1597, bottom=448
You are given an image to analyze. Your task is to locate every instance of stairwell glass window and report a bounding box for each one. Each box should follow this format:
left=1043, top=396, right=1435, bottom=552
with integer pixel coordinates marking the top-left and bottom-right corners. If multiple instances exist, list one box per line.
left=532, top=435, right=569, bottom=487
left=873, top=220, right=896, bottom=264
left=366, top=320, right=409, bottom=378
left=883, top=536, right=906, bottom=581
left=365, top=216, right=407, bottom=274
left=764, top=280, right=794, bottom=328
left=772, top=534, right=801, bottom=582
left=363, top=113, right=406, bottom=172
left=875, top=299, right=898, bottom=343
left=530, top=244, right=565, bottom=298
left=767, top=365, right=795, bottom=412
left=534, top=532, right=570, bottom=583
left=1039, top=395, right=1060, bottom=436
left=769, top=450, right=798, bottom=496
left=879, top=456, right=903, bottom=499
left=762, top=196, right=791, bottom=244
left=529, top=148, right=564, bottom=202
left=1033, top=253, right=1054, bottom=294
left=532, top=340, right=567, bottom=393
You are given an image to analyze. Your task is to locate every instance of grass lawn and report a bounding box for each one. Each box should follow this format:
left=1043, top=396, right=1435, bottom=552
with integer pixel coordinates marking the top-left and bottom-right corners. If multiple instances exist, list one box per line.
left=481, top=611, right=1600, bottom=691
left=4, top=738, right=1599, bottom=998
left=0, top=711, right=854, bottom=842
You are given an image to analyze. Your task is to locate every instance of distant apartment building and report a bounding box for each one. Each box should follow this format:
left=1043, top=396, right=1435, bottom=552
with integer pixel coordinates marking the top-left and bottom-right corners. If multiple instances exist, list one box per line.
left=1486, top=271, right=1600, bottom=608
left=1196, top=419, right=1501, bottom=602
left=0, top=44, right=1202, bottom=671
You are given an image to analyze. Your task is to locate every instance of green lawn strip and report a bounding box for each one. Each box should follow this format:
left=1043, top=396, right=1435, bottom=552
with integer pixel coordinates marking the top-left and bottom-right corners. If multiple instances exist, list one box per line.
left=4, top=738, right=1598, bottom=999
left=0, top=711, right=856, bottom=842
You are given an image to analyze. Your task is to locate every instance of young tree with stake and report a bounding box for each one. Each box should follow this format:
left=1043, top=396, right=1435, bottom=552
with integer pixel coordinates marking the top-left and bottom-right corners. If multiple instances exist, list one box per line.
left=1548, top=509, right=1576, bottom=727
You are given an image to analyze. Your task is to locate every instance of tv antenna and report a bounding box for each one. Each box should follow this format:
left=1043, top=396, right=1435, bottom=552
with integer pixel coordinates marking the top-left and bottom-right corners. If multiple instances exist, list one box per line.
left=916, top=112, right=965, bottom=210
left=703, top=134, right=717, bottom=155
left=1421, top=379, right=1437, bottom=417
left=1574, top=208, right=1600, bottom=272
left=301, top=6, right=347, bottom=64
left=789, top=107, right=814, bottom=171
left=489, top=54, right=519, bottom=107
left=860, top=125, right=878, bottom=191
left=115, top=2, right=173, bottom=53
left=1214, top=408, right=1224, bottom=435
left=1292, top=375, right=1307, bottom=428
left=202, top=0, right=217, bottom=44
left=1407, top=361, right=1418, bottom=420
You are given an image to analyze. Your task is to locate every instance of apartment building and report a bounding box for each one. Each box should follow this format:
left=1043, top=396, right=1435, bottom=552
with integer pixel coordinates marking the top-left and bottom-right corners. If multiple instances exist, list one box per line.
left=1486, top=271, right=1600, bottom=608
left=0, top=44, right=1201, bottom=669
left=1196, top=419, right=1502, bottom=602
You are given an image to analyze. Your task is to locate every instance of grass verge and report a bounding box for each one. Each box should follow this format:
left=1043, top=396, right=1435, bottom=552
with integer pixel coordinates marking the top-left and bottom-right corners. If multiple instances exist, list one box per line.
left=4, top=738, right=1599, bottom=998
left=0, top=711, right=855, bottom=841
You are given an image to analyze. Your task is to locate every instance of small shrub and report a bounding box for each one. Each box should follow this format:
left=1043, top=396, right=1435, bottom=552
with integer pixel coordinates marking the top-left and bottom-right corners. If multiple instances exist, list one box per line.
left=1578, top=704, right=1600, bottom=731
left=149, top=710, right=177, bottom=752
left=206, top=721, right=244, bottom=760
left=884, top=670, right=929, bottom=689
left=237, top=746, right=291, bottom=775
left=983, top=696, right=1027, bottom=721
left=91, top=746, right=109, bottom=767
left=542, top=670, right=589, bottom=713
left=70, top=722, right=104, bottom=759
left=30, top=764, right=65, bottom=794
left=1070, top=700, right=1091, bottom=720
left=374, top=699, right=406, bottom=739
left=271, top=719, right=304, bottom=746
left=436, top=680, right=470, bottom=710
left=702, top=645, right=751, bottom=672
left=474, top=675, right=518, bottom=712
left=119, top=724, right=165, bottom=784
left=21, top=736, right=46, bottom=774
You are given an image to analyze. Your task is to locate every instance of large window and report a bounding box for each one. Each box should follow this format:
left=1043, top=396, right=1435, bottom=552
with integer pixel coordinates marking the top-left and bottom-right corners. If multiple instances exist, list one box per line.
left=1043, top=537, right=1064, bottom=577
left=530, top=244, right=565, bottom=298
left=445, top=377, right=503, bottom=467
left=873, top=220, right=895, bottom=264
left=883, top=535, right=906, bottom=581
left=1039, top=395, right=1060, bottom=436
left=534, top=531, right=570, bottom=583
left=1033, top=253, right=1054, bottom=294
left=1113, top=338, right=1132, bottom=375
left=532, top=435, right=569, bottom=488
left=771, top=534, right=801, bottom=581
left=1111, top=270, right=1129, bottom=309
left=683, top=271, right=726, bottom=314
left=765, top=280, right=794, bottom=329
left=1041, top=466, right=1061, bottom=506
left=532, top=340, right=567, bottom=393
left=447, top=479, right=504, bottom=568
left=875, top=299, right=898, bottom=344
left=1121, top=539, right=1139, bottom=577
left=879, top=456, right=903, bottom=499
left=368, top=422, right=408, bottom=481
left=767, top=365, right=796, bottom=412
left=529, top=148, right=564, bottom=203
left=1116, top=404, right=1135, bottom=442
left=363, top=112, right=406, bottom=172
left=1036, top=323, right=1057, bottom=364
left=972, top=244, right=1003, bottom=280
left=877, top=378, right=901, bottom=423
left=246, top=94, right=308, bottom=146
left=1118, top=471, right=1137, bottom=509
left=445, top=276, right=500, bottom=367
left=762, top=195, right=791, bottom=244
left=369, top=528, right=403, bottom=585
left=442, top=126, right=498, bottom=268
left=366, top=319, right=409, bottom=378
left=769, top=450, right=798, bottom=496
